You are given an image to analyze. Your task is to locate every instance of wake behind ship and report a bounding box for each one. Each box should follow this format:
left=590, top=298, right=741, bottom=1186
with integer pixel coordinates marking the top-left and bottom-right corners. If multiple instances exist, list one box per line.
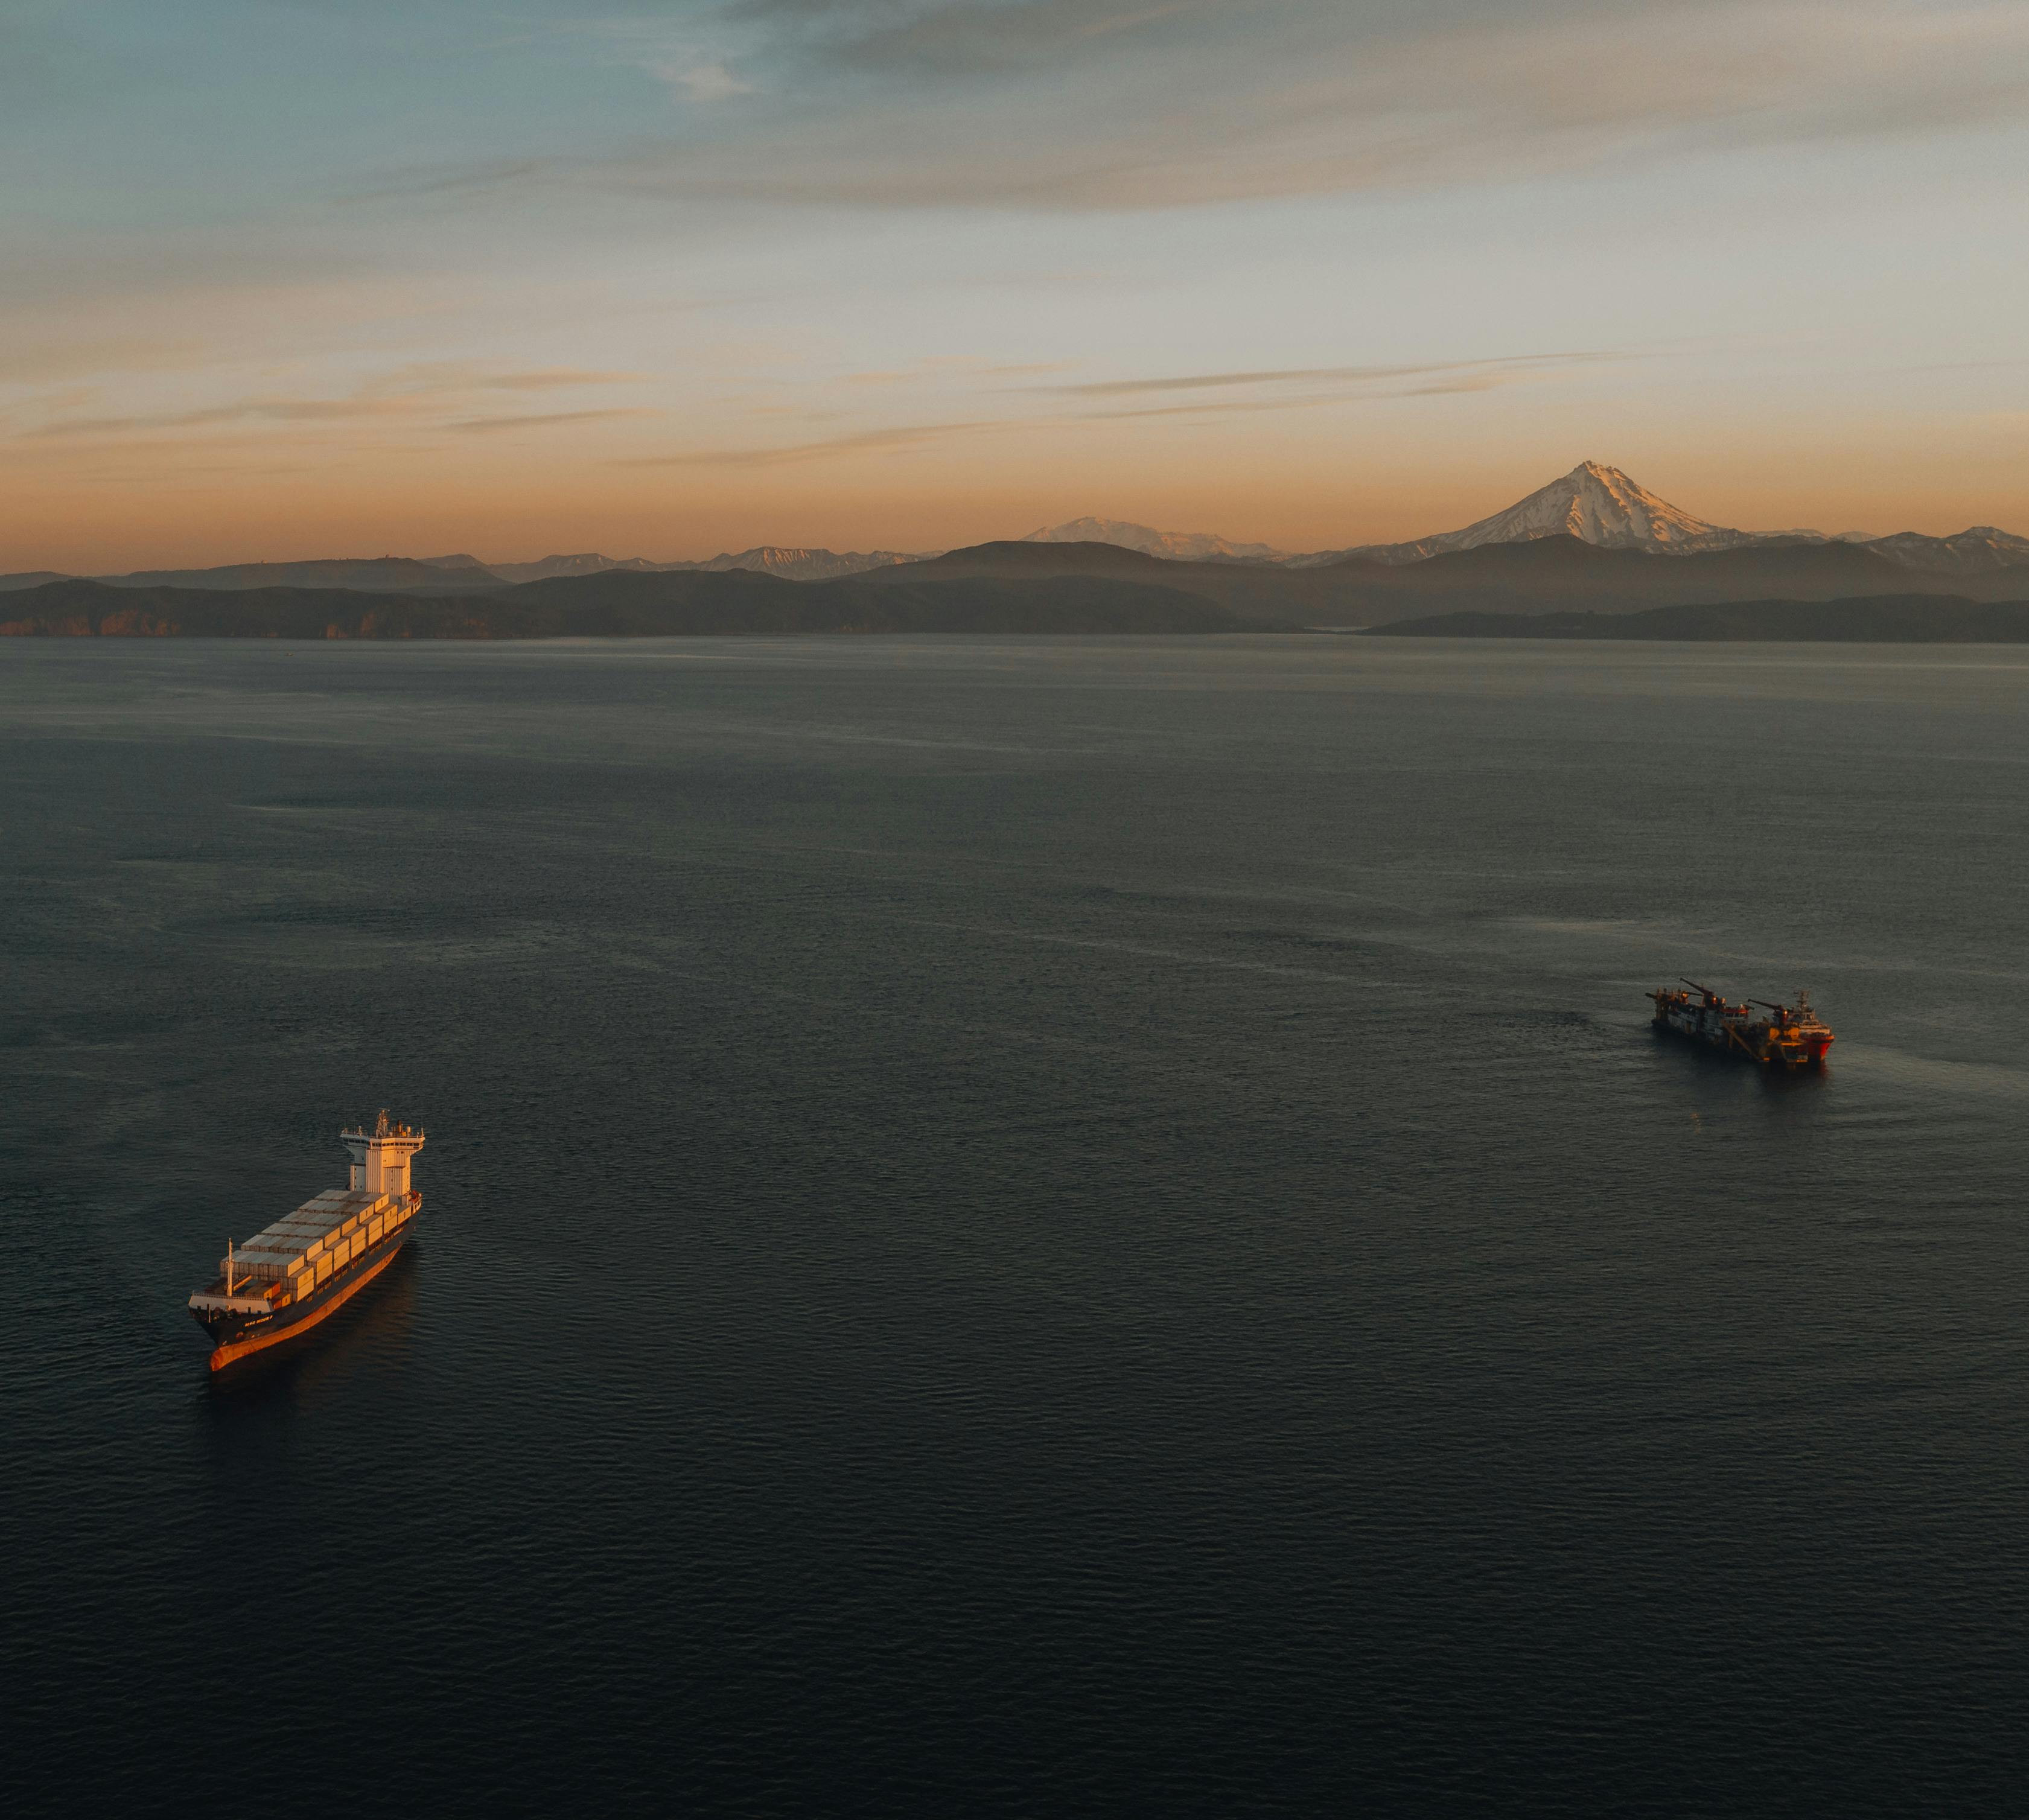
left=188, top=1113, right=424, bottom=1372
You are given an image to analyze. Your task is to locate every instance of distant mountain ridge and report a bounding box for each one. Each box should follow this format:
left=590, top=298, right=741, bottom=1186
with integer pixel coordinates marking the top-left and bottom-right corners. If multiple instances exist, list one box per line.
left=849, top=532, right=2029, bottom=627
left=1030, top=463, right=2029, bottom=573
left=672, top=546, right=932, bottom=581
left=485, top=547, right=931, bottom=585
left=482, top=553, right=666, bottom=584
left=1858, top=528, right=2029, bottom=574
left=1022, top=518, right=1289, bottom=562
left=13, top=556, right=511, bottom=594
left=0, top=546, right=934, bottom=594
left=14, top=532, right=2029, bottom=638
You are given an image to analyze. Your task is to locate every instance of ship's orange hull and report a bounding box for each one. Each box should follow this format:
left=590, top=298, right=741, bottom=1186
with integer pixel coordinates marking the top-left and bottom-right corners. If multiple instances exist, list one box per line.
left=208, top=1236, right=405, bottom=1372
left=1649, top=986, right=1833, bottom=1069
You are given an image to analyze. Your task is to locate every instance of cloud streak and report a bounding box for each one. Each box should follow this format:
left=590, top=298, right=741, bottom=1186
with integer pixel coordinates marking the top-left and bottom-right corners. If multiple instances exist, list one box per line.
left=1048, top=354, right=1620, bottom=396
left=371, top=1, right=2029, bottom=215
left=27, top=398, right=418, bottom=440
left=618, top=421, right=995, bottom=467
left=448, top=407, right=660, bottom=433
left=18, top=365, right=645, bottom=442
left=613, top=344, right=1610, bottom=465
left=362, top=363, right=643, bottom=396
left=1084, top=372, right=1543, bottom=421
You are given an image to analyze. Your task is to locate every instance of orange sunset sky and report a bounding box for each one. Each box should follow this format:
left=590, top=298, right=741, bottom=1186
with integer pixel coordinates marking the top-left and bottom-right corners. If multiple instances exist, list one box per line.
left=5, top=1, right=2027, bottom=571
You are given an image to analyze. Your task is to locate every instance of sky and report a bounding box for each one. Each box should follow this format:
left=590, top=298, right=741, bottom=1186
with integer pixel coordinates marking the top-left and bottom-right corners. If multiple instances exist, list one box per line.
left=4, top=0, right=2027, bottom=568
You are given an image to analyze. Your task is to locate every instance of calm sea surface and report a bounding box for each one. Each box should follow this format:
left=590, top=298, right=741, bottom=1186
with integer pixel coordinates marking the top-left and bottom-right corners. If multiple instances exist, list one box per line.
left=6, top=636, right=2028, bottom=1816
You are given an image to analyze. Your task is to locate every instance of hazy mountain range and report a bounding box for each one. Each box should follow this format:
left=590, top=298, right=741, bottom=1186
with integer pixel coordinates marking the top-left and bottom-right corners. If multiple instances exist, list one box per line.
left=833, top=533, right=2029, bottom=623
left=483, top=547, right=930, bottom=585
left=4, top=462, right=2025, bottom=640
left=1019, top=517, right=1290, bottom=563
left=0, top=546, right=931, bottom=594
left=1022, top=463, right=2029, bottom=574
left=9, top=462, right=2024, bottom=602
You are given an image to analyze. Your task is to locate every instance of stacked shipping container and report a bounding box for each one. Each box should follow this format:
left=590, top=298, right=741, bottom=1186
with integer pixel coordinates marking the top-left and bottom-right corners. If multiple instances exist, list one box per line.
left=220, top=1188, right=409, bottom=1303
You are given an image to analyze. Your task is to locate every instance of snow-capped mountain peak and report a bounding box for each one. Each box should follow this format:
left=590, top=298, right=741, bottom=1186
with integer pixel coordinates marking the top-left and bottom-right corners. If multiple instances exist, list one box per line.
left=1532, top=460, right=1738, bottom=550
left=1346, top=462, right=1757, bottom=564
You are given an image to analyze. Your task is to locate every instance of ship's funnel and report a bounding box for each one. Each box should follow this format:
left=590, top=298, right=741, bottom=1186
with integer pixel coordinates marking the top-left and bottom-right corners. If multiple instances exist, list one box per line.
left=340, top=1109, right=425, bottom=1197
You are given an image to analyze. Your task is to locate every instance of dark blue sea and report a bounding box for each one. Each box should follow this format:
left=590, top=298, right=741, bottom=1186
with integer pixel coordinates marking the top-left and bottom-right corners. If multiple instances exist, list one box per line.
left=6, top=636, right=2028, bottom=1816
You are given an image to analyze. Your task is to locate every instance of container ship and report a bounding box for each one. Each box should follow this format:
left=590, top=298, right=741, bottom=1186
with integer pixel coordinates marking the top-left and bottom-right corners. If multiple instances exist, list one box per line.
left=188, top=1113, right=424, bottom=1372
left=1649, top=981, right=1833, bottom=1068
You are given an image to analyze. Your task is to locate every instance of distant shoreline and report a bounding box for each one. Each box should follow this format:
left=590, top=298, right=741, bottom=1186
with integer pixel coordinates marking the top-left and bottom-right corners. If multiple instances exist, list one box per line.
left=0, top=574, right=1290, bottom=640
left=1360, top=595, right=2029, bottom=643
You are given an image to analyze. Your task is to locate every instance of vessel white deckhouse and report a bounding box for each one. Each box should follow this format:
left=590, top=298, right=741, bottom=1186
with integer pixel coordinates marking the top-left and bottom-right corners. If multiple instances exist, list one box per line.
left=188, top=1112, right=425, bottom=1371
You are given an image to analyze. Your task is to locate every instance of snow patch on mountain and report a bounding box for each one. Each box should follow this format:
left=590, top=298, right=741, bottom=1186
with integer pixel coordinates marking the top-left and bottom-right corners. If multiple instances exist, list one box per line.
left=486, top=553, right=667, bottom=584
left=1023, top=517, right=1288, bottom=562
left=680, top=546, right=932, bottom=581
left=1862, top=527, right=2029, bottom=573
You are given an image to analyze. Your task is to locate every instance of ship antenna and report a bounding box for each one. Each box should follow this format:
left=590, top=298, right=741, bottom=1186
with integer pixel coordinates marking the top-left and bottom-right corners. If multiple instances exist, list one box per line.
left=227, top=1239, right=235, bottom=1297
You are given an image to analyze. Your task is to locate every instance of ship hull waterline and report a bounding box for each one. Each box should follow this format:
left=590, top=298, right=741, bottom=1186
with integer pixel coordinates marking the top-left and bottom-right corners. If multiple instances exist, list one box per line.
left=1651, top=1007, right=1833, bottom=1069
left=194, top=1227, right=410, bottom=1373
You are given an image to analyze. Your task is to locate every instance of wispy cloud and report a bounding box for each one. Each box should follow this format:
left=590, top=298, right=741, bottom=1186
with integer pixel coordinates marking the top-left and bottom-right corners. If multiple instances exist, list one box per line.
left=554, top=16, right=760, bottom=104
left=429, top=0, right=2029, bottom=214
left=19, top=364, right=644, bottom=442
left=649, top=59, right=754, bottom=101
left=843, top=355, right=1080, bottom=385
left=27, top=398, right=417, bottom=439
left=618, top=420, right=994, bottom=467
left=611, top=343, right=1608, bottom=464
left=1085, top=372, right=1542, bottom=421
left=345, top=159, right=549, bottom=204
left=448, top=407, right=660, bottom=434
left=360, top=363, right=643, bottom=396
left=1049, top=354, right=1619, bottom=397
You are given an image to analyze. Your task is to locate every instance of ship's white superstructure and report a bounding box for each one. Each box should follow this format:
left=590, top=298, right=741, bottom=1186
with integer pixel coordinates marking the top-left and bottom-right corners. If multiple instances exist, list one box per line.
left=343, top=1113, right=424, bottom=1197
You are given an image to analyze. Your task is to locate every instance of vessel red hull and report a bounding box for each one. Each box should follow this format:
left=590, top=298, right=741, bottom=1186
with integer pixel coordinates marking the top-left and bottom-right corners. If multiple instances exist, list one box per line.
left=205, top=1233, right=407, bottom=1372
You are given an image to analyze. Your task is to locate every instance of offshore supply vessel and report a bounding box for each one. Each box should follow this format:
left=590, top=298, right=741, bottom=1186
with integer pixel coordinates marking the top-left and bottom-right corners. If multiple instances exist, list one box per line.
left=1649, top=982, right=1834, bottom=1069
left=188, top=1113, right=424, bottom=1372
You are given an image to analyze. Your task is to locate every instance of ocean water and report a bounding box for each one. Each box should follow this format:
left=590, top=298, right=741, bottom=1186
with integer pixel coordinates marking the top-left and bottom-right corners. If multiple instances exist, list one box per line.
left=5, top=635, right=2028, bottom=1817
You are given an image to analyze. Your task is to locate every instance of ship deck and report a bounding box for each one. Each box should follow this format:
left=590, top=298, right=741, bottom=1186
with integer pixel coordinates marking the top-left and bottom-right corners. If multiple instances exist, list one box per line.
left=189, top=1278, right=284, bottom=1316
